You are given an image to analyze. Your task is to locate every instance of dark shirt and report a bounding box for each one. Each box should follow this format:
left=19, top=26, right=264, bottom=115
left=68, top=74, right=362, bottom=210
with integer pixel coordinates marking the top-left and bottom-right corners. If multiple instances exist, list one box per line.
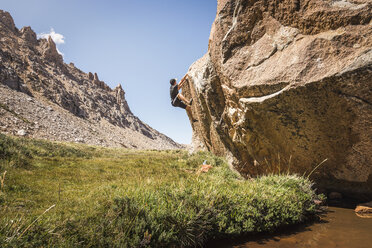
left=170, top=84, right=179, bottom=102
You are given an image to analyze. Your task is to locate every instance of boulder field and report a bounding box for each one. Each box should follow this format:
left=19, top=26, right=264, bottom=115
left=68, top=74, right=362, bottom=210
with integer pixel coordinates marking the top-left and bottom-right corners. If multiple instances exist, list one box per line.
left=184, top=0, right=372, bottom=198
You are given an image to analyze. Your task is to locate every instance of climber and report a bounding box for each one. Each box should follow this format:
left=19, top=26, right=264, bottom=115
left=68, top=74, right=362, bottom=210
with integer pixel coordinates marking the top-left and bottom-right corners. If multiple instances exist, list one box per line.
left=169, top=75, right=197, bottom=122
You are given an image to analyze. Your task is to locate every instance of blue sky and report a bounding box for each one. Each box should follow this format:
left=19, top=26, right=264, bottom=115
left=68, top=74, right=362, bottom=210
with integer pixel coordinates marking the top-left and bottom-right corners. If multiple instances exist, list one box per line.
left=2, top=0, right=217, bottom=144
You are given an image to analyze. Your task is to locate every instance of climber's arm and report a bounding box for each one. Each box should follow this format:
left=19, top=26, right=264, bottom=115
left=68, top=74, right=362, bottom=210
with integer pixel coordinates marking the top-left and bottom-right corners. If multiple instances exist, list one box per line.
left=178, top=75, right=189, bottom=90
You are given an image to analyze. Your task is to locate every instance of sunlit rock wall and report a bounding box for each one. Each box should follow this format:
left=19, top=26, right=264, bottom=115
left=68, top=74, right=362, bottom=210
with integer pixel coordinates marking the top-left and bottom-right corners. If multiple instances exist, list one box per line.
left=184, top=0, right=372, bottom=198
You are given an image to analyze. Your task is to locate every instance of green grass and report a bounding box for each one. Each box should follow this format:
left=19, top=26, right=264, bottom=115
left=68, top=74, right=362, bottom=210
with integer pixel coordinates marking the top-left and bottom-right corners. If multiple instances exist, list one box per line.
left=0, top=134, right=322, bottom=247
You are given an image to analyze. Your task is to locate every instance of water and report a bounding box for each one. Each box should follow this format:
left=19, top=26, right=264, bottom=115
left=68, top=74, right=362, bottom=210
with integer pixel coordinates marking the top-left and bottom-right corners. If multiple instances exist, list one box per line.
left=210, top=207, right=372, bottom=248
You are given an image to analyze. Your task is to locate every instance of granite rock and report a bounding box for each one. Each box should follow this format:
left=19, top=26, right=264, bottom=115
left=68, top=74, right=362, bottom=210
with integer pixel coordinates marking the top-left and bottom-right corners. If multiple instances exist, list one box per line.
left=184, top=0, right=372, bottom=197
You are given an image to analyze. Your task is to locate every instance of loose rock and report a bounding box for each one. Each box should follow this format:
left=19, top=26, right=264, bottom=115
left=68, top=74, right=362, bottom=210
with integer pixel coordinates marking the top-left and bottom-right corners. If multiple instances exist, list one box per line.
left=17, top=129, right=27, bottom=136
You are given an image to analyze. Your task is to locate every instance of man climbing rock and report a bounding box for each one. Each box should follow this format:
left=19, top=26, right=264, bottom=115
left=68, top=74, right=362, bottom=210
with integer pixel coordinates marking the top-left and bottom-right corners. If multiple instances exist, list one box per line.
left=169, top=75, right=197, bottom=122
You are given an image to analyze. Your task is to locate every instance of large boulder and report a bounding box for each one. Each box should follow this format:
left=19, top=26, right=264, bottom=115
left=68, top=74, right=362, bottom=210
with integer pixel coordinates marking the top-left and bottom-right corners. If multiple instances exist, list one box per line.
left=185, top=0, right=372, bottom=197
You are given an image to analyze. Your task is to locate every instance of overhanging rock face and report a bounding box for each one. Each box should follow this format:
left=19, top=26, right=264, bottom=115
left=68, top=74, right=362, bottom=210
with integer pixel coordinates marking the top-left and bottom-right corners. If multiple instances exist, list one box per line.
left=184, top=0, right=372, bottom=197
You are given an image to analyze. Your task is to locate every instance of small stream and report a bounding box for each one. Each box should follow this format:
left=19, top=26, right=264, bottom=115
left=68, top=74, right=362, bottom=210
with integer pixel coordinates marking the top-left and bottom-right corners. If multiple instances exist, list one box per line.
left=209, top=206, right=372, bottom=248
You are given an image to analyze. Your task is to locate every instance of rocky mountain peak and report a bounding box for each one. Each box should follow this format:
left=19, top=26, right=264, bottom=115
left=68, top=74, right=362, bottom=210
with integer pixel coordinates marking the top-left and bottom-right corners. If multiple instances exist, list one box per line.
left=20, top=26, right=37, bottom=44
left=114, top=84, right=125, bottom=103
left=114, top=83, right=124, bottom=95
left=0, top=10, right=181, bottom=150
left=40, top=36, right=63, bottom=64
left=93, top=72, right=99, bottom=81
left=113, top=83, right=131, bottom=114
left=0, top=10, right=16, bottom=32
left=88, top=72, right=94, bottom=80
left=91, top=72, right=110, bottom=90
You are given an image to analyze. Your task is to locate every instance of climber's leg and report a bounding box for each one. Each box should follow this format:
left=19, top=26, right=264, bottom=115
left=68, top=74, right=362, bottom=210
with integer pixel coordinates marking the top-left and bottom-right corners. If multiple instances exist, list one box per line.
left=177, top=93, right=192, bottom=105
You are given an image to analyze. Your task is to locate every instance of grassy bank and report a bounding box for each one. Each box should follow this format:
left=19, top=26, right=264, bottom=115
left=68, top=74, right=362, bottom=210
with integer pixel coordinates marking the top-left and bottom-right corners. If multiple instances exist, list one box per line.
left=0, top=134, right=322, bottom=247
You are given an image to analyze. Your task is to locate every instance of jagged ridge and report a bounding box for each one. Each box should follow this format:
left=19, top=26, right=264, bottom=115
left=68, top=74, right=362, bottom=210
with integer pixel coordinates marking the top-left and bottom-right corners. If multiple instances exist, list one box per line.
left=0, top=10, right=181, bottom=149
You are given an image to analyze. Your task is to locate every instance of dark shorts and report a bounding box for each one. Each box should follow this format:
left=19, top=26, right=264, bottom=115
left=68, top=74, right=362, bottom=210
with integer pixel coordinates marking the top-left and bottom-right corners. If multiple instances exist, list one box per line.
left=172, top=97, right=187, bottom=109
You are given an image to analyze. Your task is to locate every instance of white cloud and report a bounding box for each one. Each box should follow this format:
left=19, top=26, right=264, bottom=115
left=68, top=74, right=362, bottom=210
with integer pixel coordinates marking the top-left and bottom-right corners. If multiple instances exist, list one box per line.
left=37, top=28, right=65, bottom=56
left=37, top=28, right=65, bottom=44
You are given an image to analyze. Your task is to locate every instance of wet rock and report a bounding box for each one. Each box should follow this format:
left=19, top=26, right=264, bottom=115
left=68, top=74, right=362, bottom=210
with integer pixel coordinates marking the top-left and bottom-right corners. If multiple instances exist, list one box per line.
left=355, top=201, right=372, bottom=218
